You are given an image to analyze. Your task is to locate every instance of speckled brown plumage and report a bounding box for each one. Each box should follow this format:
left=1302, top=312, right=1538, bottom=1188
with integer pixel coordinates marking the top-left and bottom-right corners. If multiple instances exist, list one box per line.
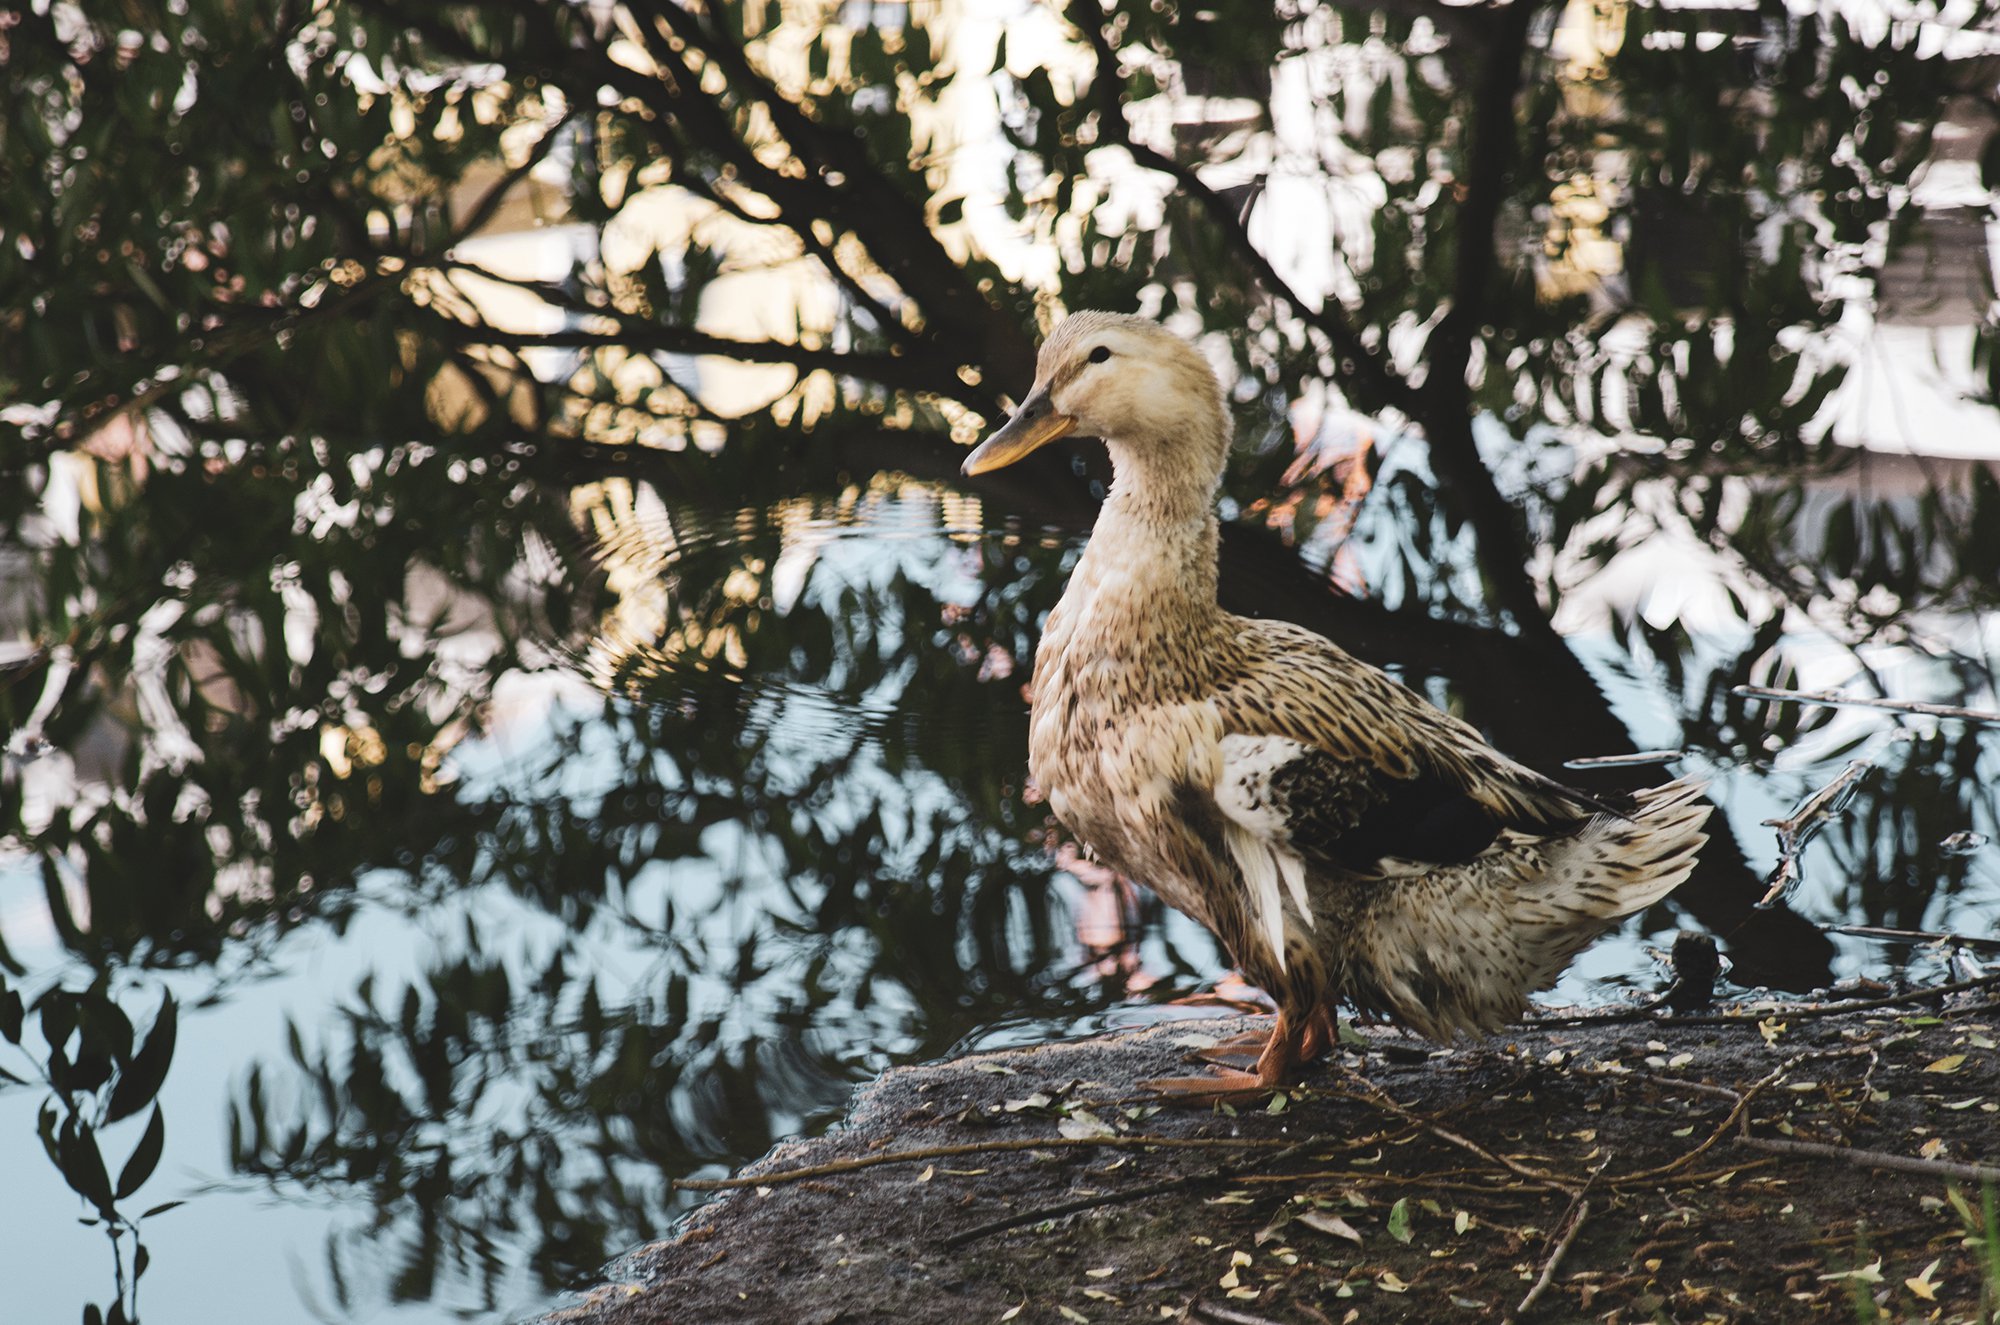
left=963, top=312, right=1712, bottom=1088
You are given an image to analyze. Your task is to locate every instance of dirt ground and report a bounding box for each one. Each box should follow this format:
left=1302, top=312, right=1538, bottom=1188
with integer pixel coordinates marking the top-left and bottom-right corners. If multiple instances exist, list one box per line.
left=542, top=983, right=2000, bottom=1325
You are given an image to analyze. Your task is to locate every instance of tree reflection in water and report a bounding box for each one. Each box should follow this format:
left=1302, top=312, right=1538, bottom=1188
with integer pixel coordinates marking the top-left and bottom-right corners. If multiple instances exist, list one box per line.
left=3, top=0, right=2000, bottom=1320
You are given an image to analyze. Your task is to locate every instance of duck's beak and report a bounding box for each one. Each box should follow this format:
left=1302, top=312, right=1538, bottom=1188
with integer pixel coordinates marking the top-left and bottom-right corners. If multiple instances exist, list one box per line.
left=961, top=384, right=1076, bottom=476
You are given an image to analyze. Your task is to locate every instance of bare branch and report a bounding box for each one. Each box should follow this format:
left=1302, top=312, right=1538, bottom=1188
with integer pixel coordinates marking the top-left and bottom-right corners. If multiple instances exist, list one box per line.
left=1065, top=0, right=1422, bottom=419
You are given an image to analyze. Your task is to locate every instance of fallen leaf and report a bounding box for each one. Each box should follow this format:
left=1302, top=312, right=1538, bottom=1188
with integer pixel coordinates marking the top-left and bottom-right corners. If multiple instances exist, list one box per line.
left=1000, top=1305, right=1023, bottom=1322
left=1085, top=1267, right=1114, bottom=1279
left=1226, top=1288, right=1261, bottom=1300
left=1920, top=1137, right=1949, bottom=1159
left=975, top=1063, right=1018, bottom=1076
left=1906, top=1258, right=1942, bottom=1302
left=1230, top=1250, right=1253, bottom=1267
left=1377, top=1272, right=1410, bottom=1293
left=1003, top=1093, right=1052, bottom=1113
left=1386, top=1197, right=1414, bottom=1244
left=1454, top=1210, right=1472, bottom=1235
left=1218, top=1268, right=1241, bottom=1290
left=1082, top=1290, right=1121, bottom=1303
left=1820, top=1259, right=1885, bottom=1284
left=1059, top=1308, right=1090, bottom=1324
left=1298, top=1211, right=1364, bottom=1244
left=1925, top=1054, right=1967, bottom=1074
left=1057, top=1109, right=1116, bottom=1140
left=918, top=1166, right=934, bottom=1183
left=1759, top=1018, right=1788, bottom=1046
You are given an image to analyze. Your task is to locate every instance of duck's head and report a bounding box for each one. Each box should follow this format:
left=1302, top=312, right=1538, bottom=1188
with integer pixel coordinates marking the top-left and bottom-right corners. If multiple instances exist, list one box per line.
left=962, top=312, right=1229, bottom=480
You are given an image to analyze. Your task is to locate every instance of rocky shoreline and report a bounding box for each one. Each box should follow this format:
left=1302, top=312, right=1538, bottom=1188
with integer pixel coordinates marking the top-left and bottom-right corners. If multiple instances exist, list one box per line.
left=543, top=981, right=2000, bottom=1324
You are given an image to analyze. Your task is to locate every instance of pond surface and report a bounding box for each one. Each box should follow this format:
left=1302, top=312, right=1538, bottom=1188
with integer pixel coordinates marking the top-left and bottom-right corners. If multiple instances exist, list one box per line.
left=4, top=444, right=1998, bottom=1323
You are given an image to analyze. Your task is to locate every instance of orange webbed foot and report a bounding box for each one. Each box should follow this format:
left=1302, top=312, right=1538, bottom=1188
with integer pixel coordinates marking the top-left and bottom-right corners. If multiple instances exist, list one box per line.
left=1136, top=1068, right=1270, bottom=1103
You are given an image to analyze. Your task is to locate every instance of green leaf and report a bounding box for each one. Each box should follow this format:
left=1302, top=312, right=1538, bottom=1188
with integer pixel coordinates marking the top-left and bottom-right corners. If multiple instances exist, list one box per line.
left=1386, top=1196, right=1413, bottom=1243
left=117, top=1105, right=166, bottom=1199
left=107, top=993, right=176, bottom=1123
left=57, top=1117, right=117, bottom=1219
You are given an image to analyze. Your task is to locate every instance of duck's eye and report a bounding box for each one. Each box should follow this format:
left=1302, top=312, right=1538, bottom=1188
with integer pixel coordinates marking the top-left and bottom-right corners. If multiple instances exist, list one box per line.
left=1087, top=345, right=1111, bottom=364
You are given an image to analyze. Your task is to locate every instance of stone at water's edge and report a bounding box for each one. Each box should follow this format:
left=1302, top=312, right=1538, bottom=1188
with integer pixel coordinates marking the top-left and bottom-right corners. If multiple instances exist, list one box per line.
left=540, top=1000, right=2000, bottom=1325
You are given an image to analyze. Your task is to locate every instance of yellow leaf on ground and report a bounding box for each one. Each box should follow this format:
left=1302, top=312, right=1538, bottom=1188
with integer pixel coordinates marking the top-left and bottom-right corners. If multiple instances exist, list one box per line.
left=1924, top=1054, right=1967, bottom=1074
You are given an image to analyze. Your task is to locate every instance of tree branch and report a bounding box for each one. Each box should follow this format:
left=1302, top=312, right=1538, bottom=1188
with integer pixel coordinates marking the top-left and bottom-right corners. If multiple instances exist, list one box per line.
left=1417, top=0, right=1552, bottom=628
left=412, top=306, right=979, bottom=402
left=1066, top=0, right=1422, bottom=420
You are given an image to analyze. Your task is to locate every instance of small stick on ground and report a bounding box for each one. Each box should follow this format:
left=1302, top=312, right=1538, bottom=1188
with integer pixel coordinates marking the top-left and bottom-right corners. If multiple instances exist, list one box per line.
left=1757, top=756, right=1872, bottom=906
left=1191, top=1301, right=1293, bottom=1325
left=1733, top=684, right=2000, bottom=726
left=1539, top=969, right=2000, bottom=1029
left=673, top=1133, right=1302, bottom=1192
left=1504, top=1155, right=1607, bottom=1324
left=1612, top=1046, right=1869, bottom=1187
left=1737, top=1134, right=2000, bottom=1184
left=1340, top=1081, right=1578, bottom=1192
left=940, top=1144, right=1304, bottom=1248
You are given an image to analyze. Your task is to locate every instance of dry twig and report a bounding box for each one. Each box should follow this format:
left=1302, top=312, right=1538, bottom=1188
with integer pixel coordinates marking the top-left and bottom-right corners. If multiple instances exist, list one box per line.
left=1540, top=969, right=2000, bottom=1029
left=1736, top=1134, right=2000, bottom=1184
left=1757, top=756, right=1872, bottom=906
left=1340, top=1081, right=1578, bottom=1192
left=1611, top=1047, right=1869, bottom=1186
left=1503, top=1157, right=1606, bottom=1324
left=673, top=1133, right=1301, bottom=1192
left=1562, top=749, right=1690, bottom=769
left=1824, top=923, right=2000, bottom=952
left=938, top=1144, right=1305, bottom=1248
left=1191, top=1302, right=1293, bottom=1325
left=1734, top=684, right=2000, bottom=726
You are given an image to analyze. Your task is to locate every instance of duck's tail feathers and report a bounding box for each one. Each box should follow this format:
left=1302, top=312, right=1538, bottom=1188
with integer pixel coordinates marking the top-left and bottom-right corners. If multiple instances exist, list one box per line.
left=1349, top=777, right=1711, bottom=1040
left=1538, top=775, right=1712, bottom=920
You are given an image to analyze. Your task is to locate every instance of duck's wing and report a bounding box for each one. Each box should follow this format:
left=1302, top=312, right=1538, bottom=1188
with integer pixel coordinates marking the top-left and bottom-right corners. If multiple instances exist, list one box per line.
left=1206, top=618, right=1605, bottom=875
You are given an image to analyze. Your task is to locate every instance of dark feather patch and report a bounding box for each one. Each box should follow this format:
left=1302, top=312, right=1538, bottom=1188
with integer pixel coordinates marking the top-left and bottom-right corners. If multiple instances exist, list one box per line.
left=1271, top=750, right=1586, bottom=871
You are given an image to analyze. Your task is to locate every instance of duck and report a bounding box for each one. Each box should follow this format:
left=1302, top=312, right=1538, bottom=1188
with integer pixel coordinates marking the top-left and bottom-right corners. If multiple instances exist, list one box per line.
left=962, top=311, right=1712, bottom=1094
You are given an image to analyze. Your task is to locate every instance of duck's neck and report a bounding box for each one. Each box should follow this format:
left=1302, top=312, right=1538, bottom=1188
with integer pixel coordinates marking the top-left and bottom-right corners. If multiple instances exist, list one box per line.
left=1070, top=437, right=1227, bottom=641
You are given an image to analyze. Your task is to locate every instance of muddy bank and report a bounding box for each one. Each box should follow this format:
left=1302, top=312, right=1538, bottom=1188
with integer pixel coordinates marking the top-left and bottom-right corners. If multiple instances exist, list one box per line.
left=543, top=982, right=2000, bottom=1324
